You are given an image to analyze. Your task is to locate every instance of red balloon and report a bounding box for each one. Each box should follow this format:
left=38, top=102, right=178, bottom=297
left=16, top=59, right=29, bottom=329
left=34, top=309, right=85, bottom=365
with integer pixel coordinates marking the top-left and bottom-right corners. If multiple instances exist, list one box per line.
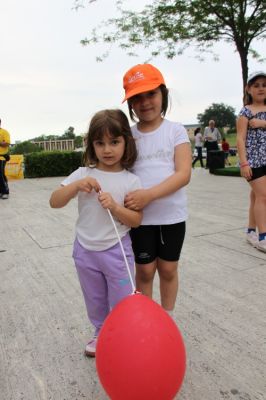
left=96, top=293, right=186, bottom=400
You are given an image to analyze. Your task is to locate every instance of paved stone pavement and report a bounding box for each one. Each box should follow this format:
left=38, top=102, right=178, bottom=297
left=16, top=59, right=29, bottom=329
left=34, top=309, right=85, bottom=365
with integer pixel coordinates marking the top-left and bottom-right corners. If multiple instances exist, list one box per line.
left=0, top=169, right=265, bottom=400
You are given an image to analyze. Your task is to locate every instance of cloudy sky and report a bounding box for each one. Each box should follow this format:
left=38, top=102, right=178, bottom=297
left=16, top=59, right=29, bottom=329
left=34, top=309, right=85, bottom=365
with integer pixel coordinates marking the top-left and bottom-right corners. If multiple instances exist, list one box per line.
left=1, top=0, right=265, bottom=143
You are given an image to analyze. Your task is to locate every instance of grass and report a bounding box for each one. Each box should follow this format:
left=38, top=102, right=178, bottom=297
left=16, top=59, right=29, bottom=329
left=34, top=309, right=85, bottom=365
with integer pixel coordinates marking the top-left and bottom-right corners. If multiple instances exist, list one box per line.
left=193, top=155, right=238, bottom=169
left=226, top=133, right=237, bottom=147
left=211, top=167, right=241, bottom=176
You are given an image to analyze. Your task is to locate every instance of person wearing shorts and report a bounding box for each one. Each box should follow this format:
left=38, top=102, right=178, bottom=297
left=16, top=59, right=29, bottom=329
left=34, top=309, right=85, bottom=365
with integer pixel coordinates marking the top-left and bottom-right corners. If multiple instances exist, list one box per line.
left=237, top=71, right=266, bottom=253
left=122, top=64, right=191, bottom=316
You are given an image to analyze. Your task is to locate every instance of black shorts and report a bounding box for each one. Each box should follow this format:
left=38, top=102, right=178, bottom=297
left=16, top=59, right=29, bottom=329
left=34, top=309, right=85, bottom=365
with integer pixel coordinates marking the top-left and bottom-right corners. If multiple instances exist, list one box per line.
left=130, top=222, right=186, bottom=264
left=250, top=165, right=266, bottom=181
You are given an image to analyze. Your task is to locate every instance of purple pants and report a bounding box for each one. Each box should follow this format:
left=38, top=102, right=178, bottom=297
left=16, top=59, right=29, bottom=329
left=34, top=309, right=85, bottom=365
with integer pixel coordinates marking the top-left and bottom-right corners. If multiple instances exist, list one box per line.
left=72, top=234, right=135, bottom=336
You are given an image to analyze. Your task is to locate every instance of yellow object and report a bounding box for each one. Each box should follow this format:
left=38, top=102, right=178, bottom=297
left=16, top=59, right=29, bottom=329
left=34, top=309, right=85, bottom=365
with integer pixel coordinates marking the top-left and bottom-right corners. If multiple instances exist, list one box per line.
left=0, top=128, right=11, bottom=155
left=5, top=155, right=24, bottom=180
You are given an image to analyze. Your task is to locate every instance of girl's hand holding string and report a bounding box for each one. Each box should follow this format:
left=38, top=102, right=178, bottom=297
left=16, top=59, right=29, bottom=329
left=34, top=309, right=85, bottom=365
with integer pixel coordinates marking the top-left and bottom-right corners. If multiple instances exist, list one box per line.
left=124, top=189, right=152, bottom=211
left=76, top=177, right=101, bottom=194
left=99, top=191, right=143, bottom=228
left=50, top=177, right=101, bottom=208
left=98, top=192, right=117, bottom=211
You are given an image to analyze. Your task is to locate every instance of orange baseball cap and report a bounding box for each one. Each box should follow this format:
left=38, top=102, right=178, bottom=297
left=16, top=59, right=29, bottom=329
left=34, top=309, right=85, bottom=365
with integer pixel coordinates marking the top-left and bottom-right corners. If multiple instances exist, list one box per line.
left=122, top=64, right=166, bottom=102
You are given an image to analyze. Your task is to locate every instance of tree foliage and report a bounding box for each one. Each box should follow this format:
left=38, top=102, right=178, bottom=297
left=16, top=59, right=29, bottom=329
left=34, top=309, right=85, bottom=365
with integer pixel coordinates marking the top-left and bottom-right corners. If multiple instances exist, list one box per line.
left=62, top=126, right=75, bottom=139
left=76, top=0, right=266, bottom=94
left=197, top=103, right=236, bottom=129
left=12, top=127, right=85, bottom=155
left=10, top=141, right=43, bottom=155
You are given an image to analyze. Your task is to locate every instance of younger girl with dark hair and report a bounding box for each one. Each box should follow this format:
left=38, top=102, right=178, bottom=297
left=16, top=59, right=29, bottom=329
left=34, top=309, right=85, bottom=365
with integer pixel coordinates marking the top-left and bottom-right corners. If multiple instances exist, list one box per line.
left=50, top=109, right=142, bottom=356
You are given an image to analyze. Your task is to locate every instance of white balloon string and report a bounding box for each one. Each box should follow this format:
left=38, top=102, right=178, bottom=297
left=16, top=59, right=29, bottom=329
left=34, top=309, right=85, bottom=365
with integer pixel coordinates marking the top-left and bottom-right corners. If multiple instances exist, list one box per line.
left=106, top=208, right=136, bottom=293
left=98, top=191, right=136, bottom=293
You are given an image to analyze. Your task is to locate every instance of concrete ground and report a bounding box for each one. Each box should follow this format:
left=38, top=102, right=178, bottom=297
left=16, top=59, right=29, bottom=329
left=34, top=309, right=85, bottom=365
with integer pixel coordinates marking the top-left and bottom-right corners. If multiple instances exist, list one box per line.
left=0, top=169, right=265, bottom=400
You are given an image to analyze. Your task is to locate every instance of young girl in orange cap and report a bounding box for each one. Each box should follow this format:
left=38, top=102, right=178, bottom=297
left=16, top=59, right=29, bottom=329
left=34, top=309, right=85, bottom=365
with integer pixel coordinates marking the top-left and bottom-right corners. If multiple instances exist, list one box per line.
left=123, top=64, right=191, bottom=316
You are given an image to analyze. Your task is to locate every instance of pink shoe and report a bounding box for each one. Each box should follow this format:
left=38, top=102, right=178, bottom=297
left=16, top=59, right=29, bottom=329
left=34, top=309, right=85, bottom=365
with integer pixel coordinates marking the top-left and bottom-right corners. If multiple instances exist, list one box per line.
left=84, top=337, right=97, bottom=357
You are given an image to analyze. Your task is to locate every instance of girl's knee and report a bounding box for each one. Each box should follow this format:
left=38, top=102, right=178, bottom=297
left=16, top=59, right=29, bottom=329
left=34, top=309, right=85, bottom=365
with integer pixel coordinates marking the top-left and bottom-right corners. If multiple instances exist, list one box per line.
left=136, top=267, right=155, bottom=283
left=158, top=268, right=177, bottom=281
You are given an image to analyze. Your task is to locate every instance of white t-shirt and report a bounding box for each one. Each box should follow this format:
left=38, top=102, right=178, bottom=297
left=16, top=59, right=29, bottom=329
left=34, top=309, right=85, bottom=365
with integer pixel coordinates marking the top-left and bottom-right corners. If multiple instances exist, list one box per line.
left=61, top=167, right=141, bottom=251
left=131, top=119, right=190, bottom=225
left=195, top=132, right=203, bottom=147
left=203, top=127, right=221, bottom=142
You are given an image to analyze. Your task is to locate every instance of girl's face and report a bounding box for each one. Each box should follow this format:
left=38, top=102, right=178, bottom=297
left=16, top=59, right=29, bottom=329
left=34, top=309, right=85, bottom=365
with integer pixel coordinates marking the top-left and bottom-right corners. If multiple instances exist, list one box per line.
left=93, top=132, right=125, bottom=172
left=130, top=88, right=163, bottom=125
left=247, top=77, right=266, bottom=103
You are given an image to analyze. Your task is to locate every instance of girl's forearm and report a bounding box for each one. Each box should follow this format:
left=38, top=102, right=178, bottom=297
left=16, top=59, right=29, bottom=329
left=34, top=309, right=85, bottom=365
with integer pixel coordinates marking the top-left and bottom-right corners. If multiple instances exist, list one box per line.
left=50, top=183, right=78, bottom=208
left=236, top=136, right=248, bottom=164
left=111, top=205, right=142, bottom=228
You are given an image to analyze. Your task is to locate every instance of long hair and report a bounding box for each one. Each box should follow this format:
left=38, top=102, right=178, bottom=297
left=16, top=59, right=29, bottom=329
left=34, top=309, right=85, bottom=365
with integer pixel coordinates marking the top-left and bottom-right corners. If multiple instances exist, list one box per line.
left=194, top=127, right=201, bottom=136
left=127, top=84, right=169, bottom=122
left=83, top=109, right=137, bottom=169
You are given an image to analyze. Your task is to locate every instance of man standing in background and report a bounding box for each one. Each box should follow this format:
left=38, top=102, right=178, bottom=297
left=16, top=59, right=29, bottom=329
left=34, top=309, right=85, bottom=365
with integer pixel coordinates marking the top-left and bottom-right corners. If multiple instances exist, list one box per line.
left=203, top=119, right=221, bottom=168
left=0, top=119, right=11, bottom=199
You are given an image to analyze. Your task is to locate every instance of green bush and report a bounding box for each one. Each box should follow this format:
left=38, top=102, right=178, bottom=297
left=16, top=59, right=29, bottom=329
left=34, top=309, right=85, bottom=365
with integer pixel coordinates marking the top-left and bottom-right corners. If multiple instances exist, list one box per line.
left=24, top=151, right=83, bottom=178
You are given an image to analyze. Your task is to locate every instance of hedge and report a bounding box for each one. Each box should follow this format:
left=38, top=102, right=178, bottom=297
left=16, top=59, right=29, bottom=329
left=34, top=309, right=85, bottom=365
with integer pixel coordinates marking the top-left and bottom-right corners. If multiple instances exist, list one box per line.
left=210, top=167, right=241, bottom=177
left=24, top=151, right=83, bottom=178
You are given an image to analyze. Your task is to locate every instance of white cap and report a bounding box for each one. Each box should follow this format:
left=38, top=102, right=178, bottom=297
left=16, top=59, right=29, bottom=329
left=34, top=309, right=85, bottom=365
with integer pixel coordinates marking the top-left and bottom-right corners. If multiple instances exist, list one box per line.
left=247, top=71, right=266, bottom=84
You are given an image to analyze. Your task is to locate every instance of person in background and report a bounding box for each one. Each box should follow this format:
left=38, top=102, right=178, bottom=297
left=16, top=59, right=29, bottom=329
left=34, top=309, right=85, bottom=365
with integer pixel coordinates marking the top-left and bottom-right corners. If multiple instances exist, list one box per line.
left=221, top=138, right=231, bottom=166
left=192, top=127, right=204, bottom=168
left=122, top=63, right=191, bottom=317
left=203, top=119, right=221, bottom=168
left=50, top=109, right=142, bottom=357
left=237, top=71, right=266, bottom=253
left=0, top=118, right=11, bottom=199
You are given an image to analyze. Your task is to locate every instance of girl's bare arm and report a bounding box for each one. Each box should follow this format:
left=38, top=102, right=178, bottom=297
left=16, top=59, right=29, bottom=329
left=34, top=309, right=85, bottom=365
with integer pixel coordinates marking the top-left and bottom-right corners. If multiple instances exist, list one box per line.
left=49, top=177, right=101, bottom=208
left=236, top=116, right=252, bottom=179
left=236, top=116, right=248, bottom=164
left=98, top=192, right=142, bottom=228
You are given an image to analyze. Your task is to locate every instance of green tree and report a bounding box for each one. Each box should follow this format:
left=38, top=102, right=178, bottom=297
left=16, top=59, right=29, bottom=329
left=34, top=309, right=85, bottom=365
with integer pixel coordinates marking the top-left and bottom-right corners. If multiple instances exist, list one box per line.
left=197, top=103, right=236, bottom=129
left=76, top=0, right=266, bottom=95
left=10, top=141, right=43, bottom=155
left=74, top=135, right=84, bottom=148
left=32, top=134, right=59, bottom=141
left=62, top=126, right=75, bottom=139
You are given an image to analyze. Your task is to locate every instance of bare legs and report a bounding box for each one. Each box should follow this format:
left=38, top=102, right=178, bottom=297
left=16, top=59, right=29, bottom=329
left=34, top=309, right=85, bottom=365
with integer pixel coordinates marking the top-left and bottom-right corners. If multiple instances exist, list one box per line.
left=250, top=176, right=266, bottom=234
left=248, top=189, right=256, bottom=229
left=135, top=259, right=178, bottom=311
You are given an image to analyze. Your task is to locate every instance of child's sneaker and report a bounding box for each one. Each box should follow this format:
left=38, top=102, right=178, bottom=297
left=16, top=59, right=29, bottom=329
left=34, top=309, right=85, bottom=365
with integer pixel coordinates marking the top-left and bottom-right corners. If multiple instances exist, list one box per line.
left=246, top=231, right=258, bottom=247
left=257, top=239, right=266, bottom=253
left=84, top=337, right=97, bottom=357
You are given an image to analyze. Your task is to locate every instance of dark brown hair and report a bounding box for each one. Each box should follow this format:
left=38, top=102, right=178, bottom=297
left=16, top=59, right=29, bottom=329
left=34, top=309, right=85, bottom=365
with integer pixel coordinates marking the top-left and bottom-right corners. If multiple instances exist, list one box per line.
left=83, top=109, right=137, bottom=169
left=244, top=75, right=266, bottom=105
left=127, top=84, right=169, bottom=122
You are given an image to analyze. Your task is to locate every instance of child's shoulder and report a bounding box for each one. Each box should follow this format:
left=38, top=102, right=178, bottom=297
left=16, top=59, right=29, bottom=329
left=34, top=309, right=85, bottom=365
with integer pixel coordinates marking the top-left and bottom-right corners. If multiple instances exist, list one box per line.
left=238, top=106, right=252, bottom=119
left=162, top=119, right=187, bottom=134
left=70, top=166, right=94, bottom=178
left=163, top=118, right=184, bottom=128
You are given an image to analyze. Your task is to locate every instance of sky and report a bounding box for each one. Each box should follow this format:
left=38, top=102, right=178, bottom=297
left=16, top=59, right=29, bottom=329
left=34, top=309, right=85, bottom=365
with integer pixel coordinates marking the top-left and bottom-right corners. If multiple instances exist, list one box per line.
left=1, top=0, right=265, bottom=143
